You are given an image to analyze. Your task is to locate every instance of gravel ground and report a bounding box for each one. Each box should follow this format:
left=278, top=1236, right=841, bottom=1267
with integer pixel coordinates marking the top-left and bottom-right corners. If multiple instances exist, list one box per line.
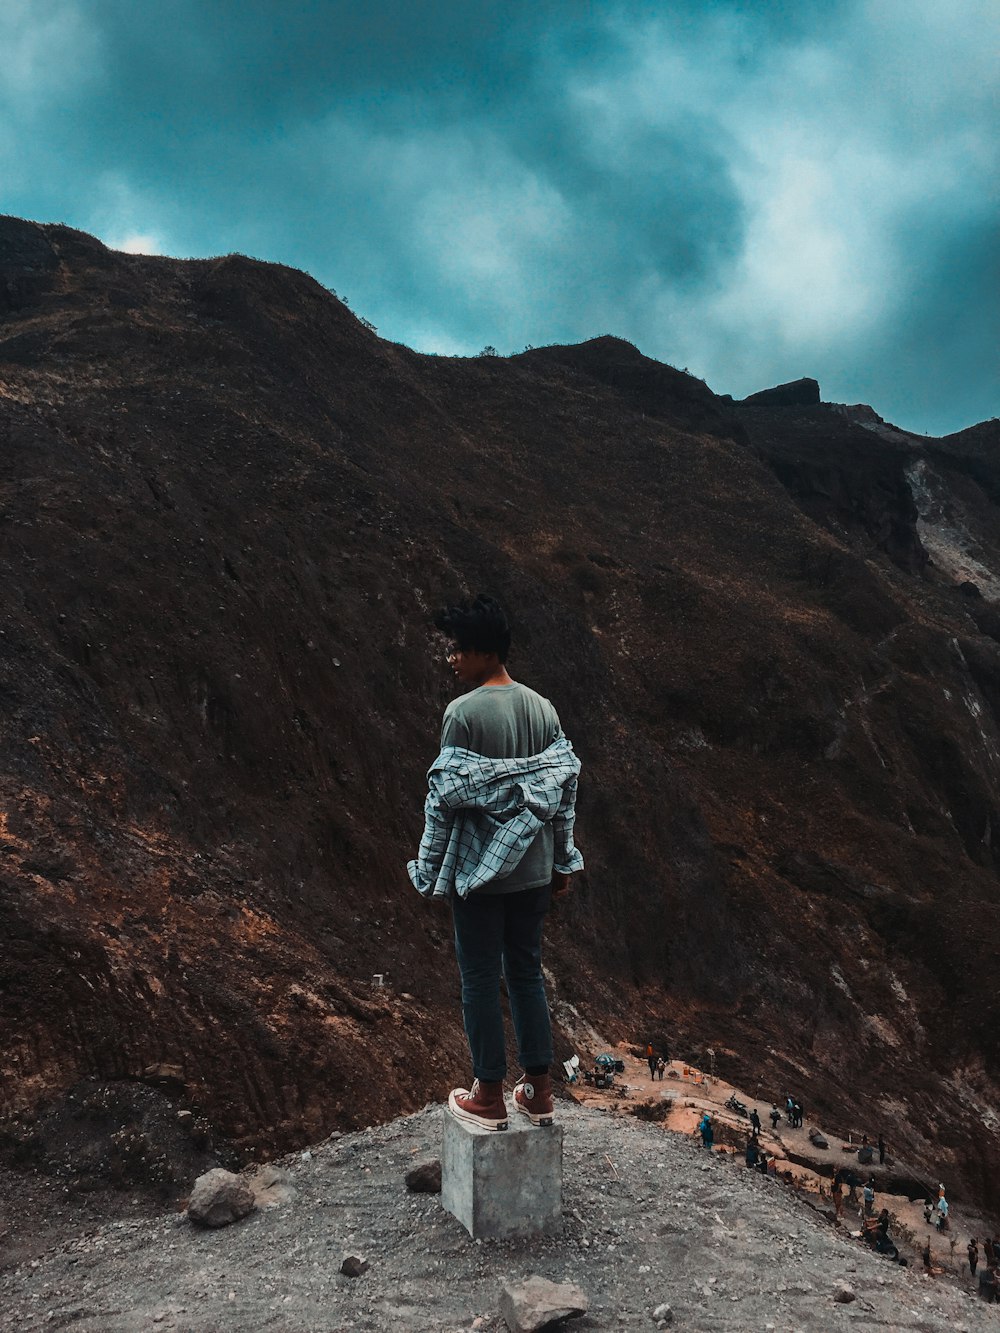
left=2, top=1099, right=997, bottom=1332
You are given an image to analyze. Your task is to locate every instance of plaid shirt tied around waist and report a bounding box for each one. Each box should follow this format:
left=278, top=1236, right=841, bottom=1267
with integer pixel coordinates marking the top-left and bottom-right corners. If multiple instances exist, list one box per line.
left=407, top=735, right=584, bottom=900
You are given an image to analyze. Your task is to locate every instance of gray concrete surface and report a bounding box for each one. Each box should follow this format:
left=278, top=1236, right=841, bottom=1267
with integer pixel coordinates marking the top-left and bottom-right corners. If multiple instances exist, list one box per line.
left=442, top=1109, right=563, bottom=1240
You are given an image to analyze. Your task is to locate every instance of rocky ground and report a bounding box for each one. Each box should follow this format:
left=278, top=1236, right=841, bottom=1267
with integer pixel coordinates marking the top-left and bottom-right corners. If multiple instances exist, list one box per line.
left=2, top=1062, right=997, bottom=1333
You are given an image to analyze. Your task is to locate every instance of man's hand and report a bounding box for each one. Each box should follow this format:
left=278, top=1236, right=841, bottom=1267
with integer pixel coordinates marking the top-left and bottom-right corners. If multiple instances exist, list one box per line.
left=552, top=872, right=573, bottom=899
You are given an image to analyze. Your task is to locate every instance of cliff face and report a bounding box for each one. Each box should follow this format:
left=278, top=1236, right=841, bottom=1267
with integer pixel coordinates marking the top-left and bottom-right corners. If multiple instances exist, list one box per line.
left=1, top=217, right=999, bottom=1208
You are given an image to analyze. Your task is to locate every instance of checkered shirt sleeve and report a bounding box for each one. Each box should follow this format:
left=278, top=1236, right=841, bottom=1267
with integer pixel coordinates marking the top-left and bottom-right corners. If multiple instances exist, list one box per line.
left=407, top=737, right=584, bottom=899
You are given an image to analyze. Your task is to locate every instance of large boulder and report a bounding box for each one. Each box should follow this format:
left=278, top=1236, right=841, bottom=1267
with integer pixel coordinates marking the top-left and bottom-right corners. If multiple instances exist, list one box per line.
left=187, top=1168, right=255, bottom=1228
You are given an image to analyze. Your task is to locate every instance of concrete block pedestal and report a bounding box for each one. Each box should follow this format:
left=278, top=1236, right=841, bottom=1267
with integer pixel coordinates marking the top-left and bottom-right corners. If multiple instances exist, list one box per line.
left=441, top=1108, right=563, bottom=1239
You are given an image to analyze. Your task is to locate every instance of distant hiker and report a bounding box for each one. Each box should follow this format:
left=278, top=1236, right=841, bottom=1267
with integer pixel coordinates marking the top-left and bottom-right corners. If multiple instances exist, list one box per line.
left=969, top=1239, right=979, bottom=1276
left=409, top=594, right=583, bottom=1132
left=878, top=1133, right=886, bottom=1165
left=756, top=1149, right=770, bottom=1175
left=936, top=1194, right=949, bottom=1231
left=792, top=1099, right=803, bottom=1128
left=863, top=1178, right=876, bottom=1218
left=655, top=1057, right=666, bottom=1080
left=749, top=1107, right=762, bottom=1135
left=770, top=1105, right=781, bottom=1130
left=699, top=1113, right=714, bottom=1149
left=745, top=1136, right=759, bottom=1168
left=646, top=1043, right=657, bottom=1079
left=831, top=1172, right=844, bottom=1219
left=786, top=1095, right=795, bottom=1122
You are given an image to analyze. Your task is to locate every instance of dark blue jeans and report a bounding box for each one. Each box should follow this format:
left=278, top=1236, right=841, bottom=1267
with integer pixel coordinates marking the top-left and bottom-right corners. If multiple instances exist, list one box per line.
left=451, top=882, right=553, bottom=1082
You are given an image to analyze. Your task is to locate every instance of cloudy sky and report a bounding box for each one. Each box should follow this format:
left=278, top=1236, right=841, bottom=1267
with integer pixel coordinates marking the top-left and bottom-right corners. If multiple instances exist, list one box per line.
left=2, top=1, right=997, bottom=434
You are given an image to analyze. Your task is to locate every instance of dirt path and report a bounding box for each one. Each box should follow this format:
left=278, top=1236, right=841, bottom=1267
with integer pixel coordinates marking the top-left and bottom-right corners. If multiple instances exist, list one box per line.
left=567, top=1045, right=995, bottom=1276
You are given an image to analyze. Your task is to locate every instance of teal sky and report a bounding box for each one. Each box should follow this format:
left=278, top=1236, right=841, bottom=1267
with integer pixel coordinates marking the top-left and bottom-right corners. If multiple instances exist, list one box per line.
left=2, top=0, right=997, bottom=434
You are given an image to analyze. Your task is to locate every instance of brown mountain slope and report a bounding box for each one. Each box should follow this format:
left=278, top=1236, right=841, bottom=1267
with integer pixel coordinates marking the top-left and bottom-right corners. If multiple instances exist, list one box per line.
left=1, top=217, right=998, bottom=1212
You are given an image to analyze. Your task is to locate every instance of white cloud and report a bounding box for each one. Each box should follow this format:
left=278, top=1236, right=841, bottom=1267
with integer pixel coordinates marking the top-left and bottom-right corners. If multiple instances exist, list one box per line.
left=565, top=0, right=1000, bottom=405
left=414, top=155, right=571, bottom=319
left=0, top=0, right=102, bottom=112
left=87, top=173, right=169, bottom=259
left=108, top=232, right=163, bottom=255
left=266, top=113, right=576, bottom=350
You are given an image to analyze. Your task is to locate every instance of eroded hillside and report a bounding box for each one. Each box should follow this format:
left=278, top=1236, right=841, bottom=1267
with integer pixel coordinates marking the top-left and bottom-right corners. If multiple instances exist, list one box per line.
left=1, top=216, right=998, bottom=1211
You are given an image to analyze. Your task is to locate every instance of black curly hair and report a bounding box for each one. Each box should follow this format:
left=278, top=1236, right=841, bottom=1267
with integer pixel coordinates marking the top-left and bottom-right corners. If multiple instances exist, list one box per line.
left=434, top=593, right=512, bottom=663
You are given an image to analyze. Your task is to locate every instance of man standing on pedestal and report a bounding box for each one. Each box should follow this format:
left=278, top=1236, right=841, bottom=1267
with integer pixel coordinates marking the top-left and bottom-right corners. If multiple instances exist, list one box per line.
left=408, top=594, right=584, bottom=1131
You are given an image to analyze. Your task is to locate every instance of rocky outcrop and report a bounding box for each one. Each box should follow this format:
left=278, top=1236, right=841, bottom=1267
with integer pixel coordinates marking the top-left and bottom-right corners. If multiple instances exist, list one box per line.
left=742, top=376, right=820, bottom=406
left=735, top=400, right=930, bottom=573
left=519, top=335, right=728, bottom=435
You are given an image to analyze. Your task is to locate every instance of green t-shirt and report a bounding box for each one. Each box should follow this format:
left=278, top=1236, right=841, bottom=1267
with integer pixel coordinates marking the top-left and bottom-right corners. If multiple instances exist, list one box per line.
left=441, top=682, right=561, bottom=894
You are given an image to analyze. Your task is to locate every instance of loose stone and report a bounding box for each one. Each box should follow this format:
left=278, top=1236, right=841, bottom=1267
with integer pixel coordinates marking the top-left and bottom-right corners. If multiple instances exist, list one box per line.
left=186, top=1170, right=255, bottom=1229
left=500, top=1276, right=589, bottom=1333
left=405, top=1160, right=442, bottom=1193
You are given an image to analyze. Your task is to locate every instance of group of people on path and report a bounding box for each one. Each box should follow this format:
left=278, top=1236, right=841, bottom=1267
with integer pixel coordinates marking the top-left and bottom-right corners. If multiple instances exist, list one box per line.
left=699, top=1108, right=776, bottom=1172
left=783, top=1095, right=804, bottom=1128
left=967, top=1235, right=1000, bottom=1302
left=741, top=1106, right=774, bottom=1172
left=857, top=1132, right=888, bottom=1165
left=830, top=1166, right=869, bottom=1220
left=856, top=1176, right=1000, bottom=1300
left=676, top=1059, right=996, bottom=1291
left=645, top=1042, right=669, bottom=1081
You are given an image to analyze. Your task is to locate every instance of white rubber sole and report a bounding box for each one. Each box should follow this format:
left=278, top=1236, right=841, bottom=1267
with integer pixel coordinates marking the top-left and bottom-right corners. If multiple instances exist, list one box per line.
left=448, top=1088, right=508, bottom=1131
left=515, top=1102, right=555, bottom=1127
left=513, top=1084, right=555, bottom=1127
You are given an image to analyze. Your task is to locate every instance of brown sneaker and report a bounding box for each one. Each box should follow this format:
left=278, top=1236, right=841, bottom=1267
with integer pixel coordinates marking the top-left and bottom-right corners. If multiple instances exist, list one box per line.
left=513, top=1073, right=554, bottom=1126
left=448, top=1079, right=508, bottom=1131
